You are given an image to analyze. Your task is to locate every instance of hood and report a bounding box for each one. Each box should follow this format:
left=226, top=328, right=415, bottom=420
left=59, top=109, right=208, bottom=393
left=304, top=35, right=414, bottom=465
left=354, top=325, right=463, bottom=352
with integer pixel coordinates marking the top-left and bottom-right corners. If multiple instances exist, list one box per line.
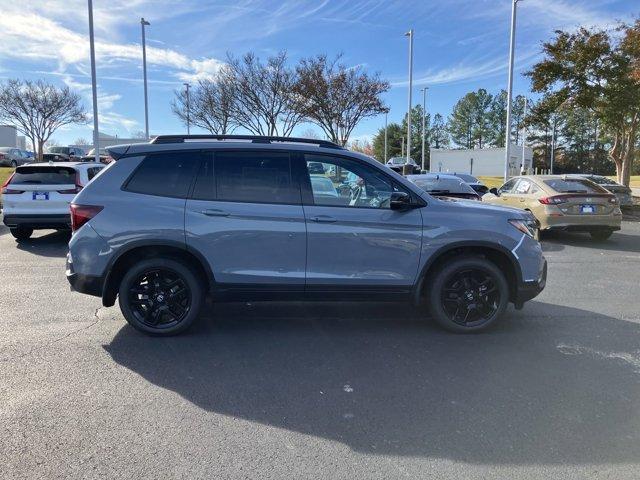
left=434, top=195, right=531, bottom=218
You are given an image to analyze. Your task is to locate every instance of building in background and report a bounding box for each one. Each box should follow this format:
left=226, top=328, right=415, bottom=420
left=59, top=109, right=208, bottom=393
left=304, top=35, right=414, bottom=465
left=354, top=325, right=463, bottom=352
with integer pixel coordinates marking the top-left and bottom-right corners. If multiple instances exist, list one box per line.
left=94, top=131, right=147, bottom=149
left=430, top=145, right=533, bottom=177
left=16, top=136, right=26, bottom=150
left=0, top=125, right=18, bottom=148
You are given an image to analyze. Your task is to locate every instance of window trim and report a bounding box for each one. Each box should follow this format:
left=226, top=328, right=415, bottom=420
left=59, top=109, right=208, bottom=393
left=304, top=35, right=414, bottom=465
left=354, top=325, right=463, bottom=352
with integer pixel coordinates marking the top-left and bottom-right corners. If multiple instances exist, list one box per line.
left=299, top=152, right=422, bottom=210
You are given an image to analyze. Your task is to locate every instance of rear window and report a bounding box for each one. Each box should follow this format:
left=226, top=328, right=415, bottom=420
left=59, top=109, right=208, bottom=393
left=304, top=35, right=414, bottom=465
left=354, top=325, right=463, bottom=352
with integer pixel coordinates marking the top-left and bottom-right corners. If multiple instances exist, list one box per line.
left=48, top=147, right=70, bottom=155
left=11, top=166, right=76, bottom=185
left=409, top=176, right=476, bottom=194
left=544, top=179, right=607, bottom=194
left=455, top=174, right=478, bottom=183
left=125, top=152, right=199, bottom=198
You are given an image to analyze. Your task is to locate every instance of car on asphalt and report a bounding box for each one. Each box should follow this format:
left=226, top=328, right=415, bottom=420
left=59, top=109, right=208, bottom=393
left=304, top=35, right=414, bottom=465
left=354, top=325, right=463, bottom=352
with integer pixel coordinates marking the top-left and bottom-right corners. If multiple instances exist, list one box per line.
left=48, top=146, right=86, bottom=160
left=406, top=173, right=482, bottom=201
left=566, top=174, right=634, bottom=208
left=484, top=175, right=622, bottom=240
left=66, top=135, right=546, bottom=336
left=386, top=156, right=420, bottom=173
left=451, top=173, right=489, bottom=195
left=2, top=162, right=105, bottom=240
left=0, top=147, right=32, bottom=167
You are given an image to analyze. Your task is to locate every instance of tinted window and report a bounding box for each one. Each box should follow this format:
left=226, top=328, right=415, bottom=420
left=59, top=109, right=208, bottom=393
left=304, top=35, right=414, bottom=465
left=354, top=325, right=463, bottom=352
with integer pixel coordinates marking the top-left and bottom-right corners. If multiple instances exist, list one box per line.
left=215, top=151, right=297, bottom=204
left=87, top=167, right=103, bottom=180
left=408, top=175, right=476, bottom=195
left=544, top=178, right=606, bottom=194
left=455, top=174, right=478, bottom=183
left=11, top=166, right=76, bottom=185
left=305, top=154, right=405, bottom=209
left=192, top=157, right=215, bottom=200
left=125, top=152, right=199, bottom=198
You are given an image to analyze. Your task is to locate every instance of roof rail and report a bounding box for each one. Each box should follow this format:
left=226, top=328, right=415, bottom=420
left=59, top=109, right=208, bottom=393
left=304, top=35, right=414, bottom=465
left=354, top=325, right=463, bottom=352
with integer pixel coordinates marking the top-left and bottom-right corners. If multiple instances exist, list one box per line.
left=150, top=134, right=344, bottom=149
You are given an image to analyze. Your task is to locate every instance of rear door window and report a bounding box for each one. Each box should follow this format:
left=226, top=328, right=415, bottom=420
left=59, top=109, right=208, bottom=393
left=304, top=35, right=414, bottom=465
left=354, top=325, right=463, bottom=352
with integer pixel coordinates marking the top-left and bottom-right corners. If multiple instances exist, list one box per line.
left=214, top=151, right=298, bottom=204
left=544, top=178, right=607, bottom=194
left=125, top=152, right=200, bottom=198
left=11, top=166, right=76, bottom=185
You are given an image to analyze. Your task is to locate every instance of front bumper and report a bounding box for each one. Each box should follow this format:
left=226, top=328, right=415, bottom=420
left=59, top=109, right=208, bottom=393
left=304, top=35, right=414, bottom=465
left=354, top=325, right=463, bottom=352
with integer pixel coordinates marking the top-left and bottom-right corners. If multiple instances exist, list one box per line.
left=66, top=253, right=104, bottom=297
left=3, top=214, right=71, bottom=230
left=515, top=258, right=547, bottom=307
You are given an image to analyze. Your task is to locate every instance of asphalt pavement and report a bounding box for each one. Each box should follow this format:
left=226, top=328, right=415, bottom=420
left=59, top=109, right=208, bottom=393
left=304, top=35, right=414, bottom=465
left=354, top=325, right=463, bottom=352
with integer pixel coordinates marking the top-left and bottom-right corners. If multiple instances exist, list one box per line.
left=1, top=220, right=640, bottom=479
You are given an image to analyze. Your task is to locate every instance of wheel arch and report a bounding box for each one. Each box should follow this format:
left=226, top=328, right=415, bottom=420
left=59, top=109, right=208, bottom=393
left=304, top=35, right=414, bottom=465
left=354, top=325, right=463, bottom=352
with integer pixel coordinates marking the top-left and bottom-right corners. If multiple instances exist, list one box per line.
left=102, top=240, right=214, bottom=307
left=414, top=241, right=522, bottom=305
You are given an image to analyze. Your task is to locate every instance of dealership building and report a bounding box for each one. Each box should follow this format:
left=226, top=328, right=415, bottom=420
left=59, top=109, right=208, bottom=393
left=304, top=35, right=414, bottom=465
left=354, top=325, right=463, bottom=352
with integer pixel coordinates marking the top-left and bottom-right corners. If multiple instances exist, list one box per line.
left=430, top=145, right=533, bottom=177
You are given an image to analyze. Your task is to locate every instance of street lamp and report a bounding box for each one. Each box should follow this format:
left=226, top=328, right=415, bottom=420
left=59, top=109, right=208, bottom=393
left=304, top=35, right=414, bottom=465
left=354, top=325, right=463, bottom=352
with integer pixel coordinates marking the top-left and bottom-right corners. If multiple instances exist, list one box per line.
left=141, top=17, right=151, bottom=140
left=87, top=0, right=100, bottom=163
left=183, top=82, right=191, bottom=135
left=405, top=29, right=414, bottom=164
left=521, top=97, right=527, bottom=174
left=503, top=0, right=521, bottom=182
left=420, top=87, right=428, bottom=172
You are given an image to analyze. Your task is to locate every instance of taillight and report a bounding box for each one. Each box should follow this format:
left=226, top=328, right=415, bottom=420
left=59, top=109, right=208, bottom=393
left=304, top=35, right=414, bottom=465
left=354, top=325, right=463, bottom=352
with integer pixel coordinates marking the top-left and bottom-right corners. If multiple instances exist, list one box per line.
left=70, top=204, right=103, bottom=232
left=1, top=173, right=23, bottom=194
left=539, top=196, right=568, bottom=205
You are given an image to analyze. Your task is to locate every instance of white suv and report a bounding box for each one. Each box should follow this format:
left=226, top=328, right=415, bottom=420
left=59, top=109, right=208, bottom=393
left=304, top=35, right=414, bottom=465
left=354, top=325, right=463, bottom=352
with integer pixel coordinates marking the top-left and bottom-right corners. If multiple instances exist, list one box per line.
left=2, top=162, right=105, bottom=240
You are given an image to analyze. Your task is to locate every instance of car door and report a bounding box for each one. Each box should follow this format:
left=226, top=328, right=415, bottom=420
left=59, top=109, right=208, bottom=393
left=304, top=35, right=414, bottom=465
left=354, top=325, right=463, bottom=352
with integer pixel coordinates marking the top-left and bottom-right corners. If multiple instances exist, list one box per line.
left=185, top=150, right=306, bottom=289
left=495, top=178, right=520, bottom=207
left=301, top=153, right=423, bottom=290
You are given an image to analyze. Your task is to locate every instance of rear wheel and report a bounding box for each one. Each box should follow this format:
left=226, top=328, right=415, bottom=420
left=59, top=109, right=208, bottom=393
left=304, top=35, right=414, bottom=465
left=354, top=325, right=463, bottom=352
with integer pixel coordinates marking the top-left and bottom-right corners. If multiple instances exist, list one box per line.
left=118, top=258, right=203, bottom=336
left=10, top=227, right=33, bottom=240
left=428, top=257, right=509, bottom=333
left=590, top=230, right=613, bottom=241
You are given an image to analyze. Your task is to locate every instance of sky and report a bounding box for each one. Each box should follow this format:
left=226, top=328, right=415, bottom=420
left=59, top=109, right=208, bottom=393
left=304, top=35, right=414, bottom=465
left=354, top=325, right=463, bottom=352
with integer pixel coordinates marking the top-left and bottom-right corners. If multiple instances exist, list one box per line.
left=0, top=0, right=637, bottom=147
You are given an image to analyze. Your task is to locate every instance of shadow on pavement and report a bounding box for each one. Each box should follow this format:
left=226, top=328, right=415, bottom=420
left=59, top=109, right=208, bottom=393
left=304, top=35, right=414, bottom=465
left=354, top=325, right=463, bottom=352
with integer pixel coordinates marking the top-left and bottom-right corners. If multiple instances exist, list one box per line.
left=541, top=229, right=640, bottom=254
left=15, top=230, right=70, bottom=257
left=103, top=301, right=640, bottom=465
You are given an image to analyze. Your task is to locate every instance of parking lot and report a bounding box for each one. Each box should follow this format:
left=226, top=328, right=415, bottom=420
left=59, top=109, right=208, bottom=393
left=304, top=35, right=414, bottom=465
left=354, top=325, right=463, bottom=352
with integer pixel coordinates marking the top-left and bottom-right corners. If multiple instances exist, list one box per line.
left=1, top=218, right=640, bottom=479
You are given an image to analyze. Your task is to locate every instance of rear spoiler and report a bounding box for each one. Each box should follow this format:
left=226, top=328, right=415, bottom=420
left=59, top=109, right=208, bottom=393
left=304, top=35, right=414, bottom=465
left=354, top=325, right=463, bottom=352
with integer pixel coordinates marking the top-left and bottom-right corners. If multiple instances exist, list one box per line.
left=105, top=145, right=130, bottom=160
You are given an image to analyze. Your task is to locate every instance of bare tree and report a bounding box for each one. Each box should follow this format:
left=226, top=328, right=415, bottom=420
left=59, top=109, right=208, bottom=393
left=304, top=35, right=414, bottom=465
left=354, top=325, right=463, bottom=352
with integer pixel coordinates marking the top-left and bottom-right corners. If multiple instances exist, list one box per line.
left=172, top=74, right=238, bottom=134
left=0, top=79, right=87, bottom=160
left=293, top=55, right=389, bottom=145
left=74, top=137, right=91, bottom=146
left=225, top=52, right=303, bottom=136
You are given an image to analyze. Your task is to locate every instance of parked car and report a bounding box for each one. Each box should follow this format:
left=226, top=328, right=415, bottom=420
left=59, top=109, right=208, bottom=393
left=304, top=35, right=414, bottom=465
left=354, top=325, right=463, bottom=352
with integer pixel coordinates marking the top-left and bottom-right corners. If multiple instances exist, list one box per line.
left=386, top=156, right=420, bottom=173
left=406, top=173, right=481, bottom=201
left=48, top=146, right=86, bottom=159
left=309, top=175, right=339, bottom=200
left=2, top=162, right=105, bottom=240
left=0, top=147, right=31, bottom=167
left=451, top=173, right=489, bottom=195
left=41, top=152, right=71, bottom=162
left=67, top=135, right=545, bottom=336
left=307, top=161, right=326, bottom=175
left=566, top=174, right=634, bottom=208
left=82, top=148, right=114, bottom=164
left=484, top=175, right=622, bottom=240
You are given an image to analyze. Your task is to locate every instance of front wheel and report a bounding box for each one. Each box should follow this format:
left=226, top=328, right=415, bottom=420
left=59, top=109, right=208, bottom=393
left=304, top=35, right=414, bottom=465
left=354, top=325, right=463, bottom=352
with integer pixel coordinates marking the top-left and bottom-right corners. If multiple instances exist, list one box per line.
left=118, top=258, right=203, bottom=335
left=590, top=230, right=613, bottom=241
left=10, top=227, right=33, bottom=240
left=427, top=257, right=509, bottom=333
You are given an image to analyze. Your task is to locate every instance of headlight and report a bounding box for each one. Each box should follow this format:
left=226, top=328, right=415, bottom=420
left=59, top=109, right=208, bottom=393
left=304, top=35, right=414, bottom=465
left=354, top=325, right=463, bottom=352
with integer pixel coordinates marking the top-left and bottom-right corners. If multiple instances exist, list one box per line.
left=509, top=218, right=538, bottom=238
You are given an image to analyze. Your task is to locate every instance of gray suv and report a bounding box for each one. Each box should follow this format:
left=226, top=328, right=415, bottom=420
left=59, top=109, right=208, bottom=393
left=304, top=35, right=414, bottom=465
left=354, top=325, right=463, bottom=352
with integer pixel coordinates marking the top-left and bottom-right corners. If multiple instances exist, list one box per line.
left=66, top=135, right=546, bottom=335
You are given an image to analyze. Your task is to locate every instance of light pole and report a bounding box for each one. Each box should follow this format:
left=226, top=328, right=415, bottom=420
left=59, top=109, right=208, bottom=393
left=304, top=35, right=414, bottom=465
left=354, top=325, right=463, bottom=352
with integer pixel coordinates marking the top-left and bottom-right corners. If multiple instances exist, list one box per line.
left=183, top=82, right=191, bottom=135
left=141, top=17, right=151, bottom=140
left=384, top=111, right=388, bottom=163
left=521, top=97, right=527, bottom=173
left=503, top=0, right=521, bottom=182
left=420, top=87, right=428, bottom=172
left=87, top=0, right=99, bottom=163
left=405, top=29, right=414, bottom=164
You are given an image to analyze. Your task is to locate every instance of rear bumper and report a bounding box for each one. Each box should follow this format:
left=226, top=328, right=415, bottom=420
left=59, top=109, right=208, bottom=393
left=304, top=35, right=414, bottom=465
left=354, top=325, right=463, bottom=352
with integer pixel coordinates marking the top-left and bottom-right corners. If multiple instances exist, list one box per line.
left=66, top=253, right=104, bottom=297
left=514, top=258, right=547, bottom=307
left=3, top=213, right=71, bottom=230
left=547, top=224, right=621, bottom=233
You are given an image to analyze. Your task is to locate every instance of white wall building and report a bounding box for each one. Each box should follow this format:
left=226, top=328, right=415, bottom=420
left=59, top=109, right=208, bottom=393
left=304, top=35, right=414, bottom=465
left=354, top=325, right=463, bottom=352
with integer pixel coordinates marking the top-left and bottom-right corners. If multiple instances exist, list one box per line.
left=0, top=125, right=18, bottom=148
left=430, top=145, right=533, bottom=177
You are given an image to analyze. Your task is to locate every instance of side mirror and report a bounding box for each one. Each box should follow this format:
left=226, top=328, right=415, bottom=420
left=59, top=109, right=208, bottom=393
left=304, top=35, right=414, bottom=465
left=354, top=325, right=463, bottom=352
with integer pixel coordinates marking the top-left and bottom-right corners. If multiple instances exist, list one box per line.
left=489, top=187, right=499, bottom=196
left=390, top=191, right=412, bottom=210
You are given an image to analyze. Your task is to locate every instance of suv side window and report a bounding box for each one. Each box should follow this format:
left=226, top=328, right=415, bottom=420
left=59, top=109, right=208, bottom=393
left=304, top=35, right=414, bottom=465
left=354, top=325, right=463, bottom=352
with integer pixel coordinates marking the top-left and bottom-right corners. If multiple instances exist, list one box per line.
left=304, top=154, right=406, bottom=209
left=125, top=152, right=199, bottom=198
left=514, top=179, right=531, bottom=194
left=87, top=166, right=102, bottom=180
left=498, top=178, right=518, bottom=194
left=214, top=151, right=298, bottom=204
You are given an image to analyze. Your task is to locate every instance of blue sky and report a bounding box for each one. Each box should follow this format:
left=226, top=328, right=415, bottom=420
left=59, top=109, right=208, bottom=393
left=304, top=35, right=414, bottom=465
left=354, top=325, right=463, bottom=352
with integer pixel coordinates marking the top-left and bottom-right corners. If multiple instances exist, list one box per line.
left=0, top=0, right=636, bottom=146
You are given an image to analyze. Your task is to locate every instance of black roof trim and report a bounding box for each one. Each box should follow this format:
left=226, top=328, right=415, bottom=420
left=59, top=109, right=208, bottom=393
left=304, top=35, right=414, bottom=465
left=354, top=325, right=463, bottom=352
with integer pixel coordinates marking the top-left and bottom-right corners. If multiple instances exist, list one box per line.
left=150, top=134, right=344, bottom=149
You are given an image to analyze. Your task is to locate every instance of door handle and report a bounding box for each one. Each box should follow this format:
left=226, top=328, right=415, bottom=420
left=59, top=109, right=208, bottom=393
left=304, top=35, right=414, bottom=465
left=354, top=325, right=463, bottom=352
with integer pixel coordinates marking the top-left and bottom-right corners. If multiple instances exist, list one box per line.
left=201, top=209, right=230, bottom=217
left=312, top=215, right=337, bottom=223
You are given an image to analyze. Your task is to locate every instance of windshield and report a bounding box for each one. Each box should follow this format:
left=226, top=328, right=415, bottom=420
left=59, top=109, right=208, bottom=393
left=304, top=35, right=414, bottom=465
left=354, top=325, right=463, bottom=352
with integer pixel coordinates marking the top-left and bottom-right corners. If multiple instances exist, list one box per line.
left=48, top=147, right=70, bottom=154
left=544, top=178, right=607, bottom=194
left=390, top=157, right=405, bottom=165
left=408, top=175, right=476, bottom=194
left=454, top=174, right=479, bottom=183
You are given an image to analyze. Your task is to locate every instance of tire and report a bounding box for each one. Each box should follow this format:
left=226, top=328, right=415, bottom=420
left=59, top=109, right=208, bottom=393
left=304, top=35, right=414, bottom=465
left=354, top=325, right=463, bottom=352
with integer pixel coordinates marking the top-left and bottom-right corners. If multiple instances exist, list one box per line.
left=118, top=258, right=204, bottom=336
left=10, top=160, right=17, bottom=168
left=427, top=256, right=509, bottom=333
left=590, top=230, right=613, bottom=241
left=10, top=227, right=33, bottom=240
